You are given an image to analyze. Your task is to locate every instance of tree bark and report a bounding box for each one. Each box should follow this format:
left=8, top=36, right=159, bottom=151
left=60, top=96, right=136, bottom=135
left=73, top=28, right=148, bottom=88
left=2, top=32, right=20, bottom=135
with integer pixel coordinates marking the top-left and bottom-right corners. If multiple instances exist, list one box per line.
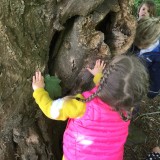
left=0, top=0, right=136, bottom=159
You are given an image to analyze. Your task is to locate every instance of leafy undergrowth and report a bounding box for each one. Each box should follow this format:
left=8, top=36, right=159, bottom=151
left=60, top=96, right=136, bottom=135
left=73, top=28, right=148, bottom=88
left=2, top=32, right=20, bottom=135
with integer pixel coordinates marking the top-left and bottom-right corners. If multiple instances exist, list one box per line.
left=124, top=96, right=160, bottom=160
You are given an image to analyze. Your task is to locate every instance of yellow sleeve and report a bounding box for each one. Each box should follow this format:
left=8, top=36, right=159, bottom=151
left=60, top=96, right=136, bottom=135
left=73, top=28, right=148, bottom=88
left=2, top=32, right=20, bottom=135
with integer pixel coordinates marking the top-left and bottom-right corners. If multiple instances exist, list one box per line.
left=93, top=73, right=103, bottom=85
left=33, top=88, right=53, bottom=119
left=57, top=94, right=86, bottom=120
left=33, top=88, right=86, bottom=121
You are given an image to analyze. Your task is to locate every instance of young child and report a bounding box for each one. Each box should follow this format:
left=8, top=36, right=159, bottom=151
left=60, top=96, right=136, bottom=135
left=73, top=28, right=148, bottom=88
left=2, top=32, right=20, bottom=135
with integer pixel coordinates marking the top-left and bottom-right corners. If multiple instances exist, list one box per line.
left=132, top=17, right=160, bottom=98
left=146, top=146, right=160, bottom=160
left=32, top=55, right=148, bottom=160
left=137, top=0, right=157, bottom=20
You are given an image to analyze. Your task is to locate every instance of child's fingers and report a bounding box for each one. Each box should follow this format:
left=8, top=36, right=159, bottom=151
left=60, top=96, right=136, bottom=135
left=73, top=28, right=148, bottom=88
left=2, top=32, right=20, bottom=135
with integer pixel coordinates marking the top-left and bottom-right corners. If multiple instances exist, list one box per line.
left=95, top=59, right=106, bottom=70
left=35, top=71, right=39, bottom=81
left=38, top=71, right=42, bottom=80
left=100, top=61, right=104, bottom=67
left=102, top=63, right=106, bottom=69
left=32, top=76, right=36, bottom=83
left=98, top=59, right=102, bottom=66
left=39, top=72, right=44, bottom=81
left=87, top=68, right=92, bottom=73
left=95, top=60, right=99, bottom=68
left=41, top=75, right=44, bottom=81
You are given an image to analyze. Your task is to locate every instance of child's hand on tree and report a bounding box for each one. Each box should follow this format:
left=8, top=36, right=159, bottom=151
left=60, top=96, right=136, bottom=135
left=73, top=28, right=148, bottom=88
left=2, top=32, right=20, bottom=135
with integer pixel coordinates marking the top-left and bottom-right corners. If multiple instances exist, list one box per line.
left=87, top=59, right=106, bottom=76
left=32, top=71, right=45, bottom=91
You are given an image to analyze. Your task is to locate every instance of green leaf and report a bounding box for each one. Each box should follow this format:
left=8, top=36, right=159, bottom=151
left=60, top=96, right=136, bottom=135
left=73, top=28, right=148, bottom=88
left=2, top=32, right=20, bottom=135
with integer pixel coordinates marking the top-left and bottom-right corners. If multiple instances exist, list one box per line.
left=44, top=74, right=62, bottom=99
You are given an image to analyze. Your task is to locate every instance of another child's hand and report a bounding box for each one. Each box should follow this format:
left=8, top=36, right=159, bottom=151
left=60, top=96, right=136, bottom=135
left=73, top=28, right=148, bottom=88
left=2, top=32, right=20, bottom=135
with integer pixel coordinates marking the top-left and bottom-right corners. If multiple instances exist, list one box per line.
left=32, top=71, right=45, bottom=91
left=87, top=59, right=106, bottom=76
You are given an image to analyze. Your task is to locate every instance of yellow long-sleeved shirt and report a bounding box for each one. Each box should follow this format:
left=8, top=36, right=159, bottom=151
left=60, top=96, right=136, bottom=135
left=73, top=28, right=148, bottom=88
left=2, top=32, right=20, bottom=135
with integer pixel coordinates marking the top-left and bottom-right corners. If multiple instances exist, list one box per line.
left=33, top=73, right=102, bottom=120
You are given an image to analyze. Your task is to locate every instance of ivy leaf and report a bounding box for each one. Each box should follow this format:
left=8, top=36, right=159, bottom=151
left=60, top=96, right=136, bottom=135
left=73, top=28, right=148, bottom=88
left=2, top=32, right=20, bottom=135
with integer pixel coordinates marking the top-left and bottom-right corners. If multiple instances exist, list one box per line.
left=44, top=74, right=62, bottom=99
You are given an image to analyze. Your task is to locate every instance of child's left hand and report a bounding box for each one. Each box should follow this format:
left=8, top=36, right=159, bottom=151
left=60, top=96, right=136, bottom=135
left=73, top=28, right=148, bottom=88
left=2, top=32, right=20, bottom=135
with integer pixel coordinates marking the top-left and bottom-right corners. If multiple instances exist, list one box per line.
left=32, top=71, right=45, bottom=91
left=87, top=59, right=106, bottom=76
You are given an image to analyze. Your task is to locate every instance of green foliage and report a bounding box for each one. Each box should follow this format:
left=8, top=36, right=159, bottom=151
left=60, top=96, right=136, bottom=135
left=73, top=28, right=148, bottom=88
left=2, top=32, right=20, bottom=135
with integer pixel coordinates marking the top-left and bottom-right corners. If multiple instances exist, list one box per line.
left=44, top=74, right=62, bottom=99
left=133, top=0, right=160, bottom=16
left=153, top=0, right=160, bottom=15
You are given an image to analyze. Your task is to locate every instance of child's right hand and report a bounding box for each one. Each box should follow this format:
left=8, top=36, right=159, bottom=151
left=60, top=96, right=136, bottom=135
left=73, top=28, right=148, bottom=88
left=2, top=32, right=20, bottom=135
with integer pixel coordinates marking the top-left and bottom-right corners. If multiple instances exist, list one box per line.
left=87, top=59, right=106, bottom=76
left=32, top=71, right=45, bottom=91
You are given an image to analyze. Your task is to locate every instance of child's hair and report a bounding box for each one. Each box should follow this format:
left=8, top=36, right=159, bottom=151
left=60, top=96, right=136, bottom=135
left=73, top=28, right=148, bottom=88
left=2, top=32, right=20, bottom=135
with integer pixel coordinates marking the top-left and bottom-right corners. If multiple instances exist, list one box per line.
left=134, top=17, right=160, bottom=49
left=77, top=55, right=149, bottom=121
left=137, top=0, right=157, bottom=18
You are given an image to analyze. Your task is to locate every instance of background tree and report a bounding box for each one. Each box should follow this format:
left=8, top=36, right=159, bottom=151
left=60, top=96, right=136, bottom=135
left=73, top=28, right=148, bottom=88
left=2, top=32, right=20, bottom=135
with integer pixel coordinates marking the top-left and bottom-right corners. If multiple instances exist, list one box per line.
left=1, top=0, right=159, bottom=160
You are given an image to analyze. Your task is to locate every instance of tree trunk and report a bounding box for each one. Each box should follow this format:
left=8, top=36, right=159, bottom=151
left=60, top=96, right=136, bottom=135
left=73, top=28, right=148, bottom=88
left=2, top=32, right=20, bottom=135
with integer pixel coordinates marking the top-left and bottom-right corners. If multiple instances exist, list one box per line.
left=0, top=0, right=136, bottom=160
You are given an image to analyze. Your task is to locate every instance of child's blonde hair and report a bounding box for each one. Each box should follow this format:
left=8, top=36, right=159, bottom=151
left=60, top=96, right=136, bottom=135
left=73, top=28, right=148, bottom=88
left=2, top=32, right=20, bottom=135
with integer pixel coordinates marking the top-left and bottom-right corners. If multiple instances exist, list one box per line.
left=77, top=55, right=149, bottom=121
left=137, top=0, right=157, bottom=18
left=134, top=17, right=160, bottom=49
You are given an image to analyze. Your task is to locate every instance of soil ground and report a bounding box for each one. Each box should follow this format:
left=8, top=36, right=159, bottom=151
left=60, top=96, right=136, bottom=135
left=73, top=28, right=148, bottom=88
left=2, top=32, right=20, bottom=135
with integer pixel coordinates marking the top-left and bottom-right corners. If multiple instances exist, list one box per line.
left=125, top=96, right=160, bottom=160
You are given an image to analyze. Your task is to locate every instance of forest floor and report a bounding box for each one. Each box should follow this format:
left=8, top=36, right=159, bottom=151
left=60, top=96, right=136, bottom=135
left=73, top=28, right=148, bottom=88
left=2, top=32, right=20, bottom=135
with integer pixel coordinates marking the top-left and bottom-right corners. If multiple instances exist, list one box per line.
left=125, top=96, right=160, bottom=160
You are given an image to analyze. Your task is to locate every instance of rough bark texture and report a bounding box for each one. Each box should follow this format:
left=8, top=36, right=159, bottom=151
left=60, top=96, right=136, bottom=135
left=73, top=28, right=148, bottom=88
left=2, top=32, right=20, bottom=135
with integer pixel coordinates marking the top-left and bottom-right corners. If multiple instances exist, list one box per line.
left=0, top=0, right=136, bottom=160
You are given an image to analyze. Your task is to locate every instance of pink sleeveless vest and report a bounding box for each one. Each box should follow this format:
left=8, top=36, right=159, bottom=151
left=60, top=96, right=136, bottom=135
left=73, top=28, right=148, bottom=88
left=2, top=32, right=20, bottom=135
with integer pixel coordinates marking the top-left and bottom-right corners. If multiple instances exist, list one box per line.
left=63, top=87, right=130, bottom=160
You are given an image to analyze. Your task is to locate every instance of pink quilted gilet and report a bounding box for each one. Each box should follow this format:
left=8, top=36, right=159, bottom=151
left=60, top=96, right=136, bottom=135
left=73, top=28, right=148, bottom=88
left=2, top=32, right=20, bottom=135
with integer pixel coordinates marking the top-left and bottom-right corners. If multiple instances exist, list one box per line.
left=63, top=87, right=130, bottom=160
